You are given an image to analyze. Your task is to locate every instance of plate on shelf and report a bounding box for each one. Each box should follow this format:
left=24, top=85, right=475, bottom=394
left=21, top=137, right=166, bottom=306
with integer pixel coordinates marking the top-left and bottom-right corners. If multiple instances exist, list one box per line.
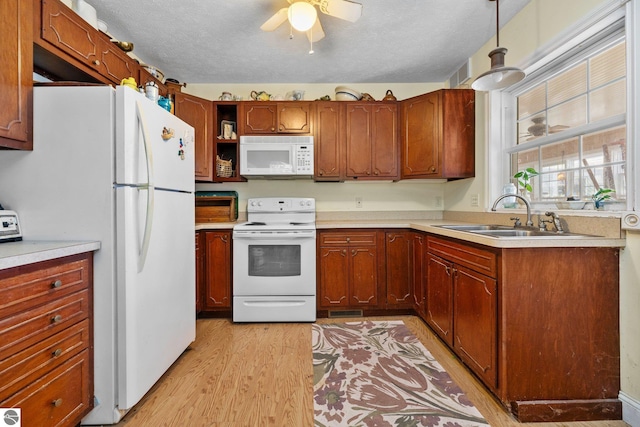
left=220, top=120, right=236, bottom=139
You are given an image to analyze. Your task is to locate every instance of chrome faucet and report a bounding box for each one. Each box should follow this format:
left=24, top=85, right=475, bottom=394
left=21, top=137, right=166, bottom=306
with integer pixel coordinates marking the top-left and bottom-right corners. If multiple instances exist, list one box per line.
left=491, top=194, right=533, bottom=226
left=544, top=211, right=564, bottom=233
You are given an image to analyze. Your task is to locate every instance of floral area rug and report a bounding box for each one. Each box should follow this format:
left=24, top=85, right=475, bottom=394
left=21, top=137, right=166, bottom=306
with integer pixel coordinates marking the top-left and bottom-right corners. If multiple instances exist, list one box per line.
left=312, top=320, right=489, bottom=427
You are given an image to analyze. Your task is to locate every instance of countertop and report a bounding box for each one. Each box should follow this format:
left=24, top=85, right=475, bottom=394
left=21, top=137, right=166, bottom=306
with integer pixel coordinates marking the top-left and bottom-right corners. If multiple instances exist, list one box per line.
left=196, top=219, right=625, bottom=249
left=0, top=240, right=101, bottom=270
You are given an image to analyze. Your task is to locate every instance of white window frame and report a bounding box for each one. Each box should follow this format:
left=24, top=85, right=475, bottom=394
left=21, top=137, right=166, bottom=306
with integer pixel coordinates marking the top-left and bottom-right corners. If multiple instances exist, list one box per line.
left=487, top=0, right=638, bottom=214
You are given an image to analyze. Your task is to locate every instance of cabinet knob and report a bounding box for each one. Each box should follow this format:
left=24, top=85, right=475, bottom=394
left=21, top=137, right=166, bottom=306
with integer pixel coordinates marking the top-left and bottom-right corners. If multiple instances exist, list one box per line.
left=431, top=166, right=436, bottom=172
left=93, top=59, right=101, bottom=66
left=319, top=171, right=324, bottom=176
left=271, top=127, right=275, bottom=132
left=351, top=249, right=356, bottom=255
left=374, top=171, right=379, bottom=175
left=52, top=398, right=63, bottom=407
left=52, top=348, right=63, bottom=358
left=346, top=237, right=350, bottom=242
left=51, top=279, right=62, bottom=289
left=51, top=314, right=63, bottom=324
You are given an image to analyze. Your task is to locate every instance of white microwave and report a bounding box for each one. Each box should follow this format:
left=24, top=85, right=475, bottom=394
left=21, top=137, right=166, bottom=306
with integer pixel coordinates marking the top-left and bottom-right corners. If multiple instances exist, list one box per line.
left=239, top=135, right=314, bottom=177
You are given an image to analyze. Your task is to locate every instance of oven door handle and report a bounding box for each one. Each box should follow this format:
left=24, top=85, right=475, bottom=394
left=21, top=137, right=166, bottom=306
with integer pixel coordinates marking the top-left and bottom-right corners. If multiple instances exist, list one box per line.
left=233, top=233, right=316, bottom=240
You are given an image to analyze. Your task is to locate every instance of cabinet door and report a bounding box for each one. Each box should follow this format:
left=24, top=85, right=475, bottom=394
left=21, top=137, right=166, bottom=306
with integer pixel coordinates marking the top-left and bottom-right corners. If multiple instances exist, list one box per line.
left=97, top=38, right=137, bottom=84
left=40, top=0, right=101, bottom=71
left=174, top=92, right=213, bottom=181
left=195, top=232, right=203, bottom=313
left=345, top=104, right=372, bottom=177
left=243, top=103, right=277, bottom=134
left=371, top=104, right=398, bottom=178
left=453, top=265, right=497, bottom=387
left=277, top=102, right=311, bottom=133
left=401, top=91, right=441, bottom=177
left=318, top=247, right=349, bottom=308
left=0, top=0, right=32, bottom=149
left=385, top=232, right=412, bottom=307
left=411, top=232, right=426, bottom=318
left=349, top=246, right=378, bottom=306
left=203, top=231, right=232, bottom=310
left=315, top=102, right=343, bottom=181
left=426, top=253, right=454, bottom=346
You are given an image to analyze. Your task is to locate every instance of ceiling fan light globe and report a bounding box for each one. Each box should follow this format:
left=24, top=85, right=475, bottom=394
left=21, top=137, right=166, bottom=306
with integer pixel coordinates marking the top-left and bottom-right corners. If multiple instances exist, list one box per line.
left=288, top=2, right=317, bottom=32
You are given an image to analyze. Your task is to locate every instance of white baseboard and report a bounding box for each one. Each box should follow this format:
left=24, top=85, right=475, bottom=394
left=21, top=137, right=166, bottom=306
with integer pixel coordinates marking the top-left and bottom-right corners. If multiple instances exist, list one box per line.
left=620, top=391, right=640, bottom=427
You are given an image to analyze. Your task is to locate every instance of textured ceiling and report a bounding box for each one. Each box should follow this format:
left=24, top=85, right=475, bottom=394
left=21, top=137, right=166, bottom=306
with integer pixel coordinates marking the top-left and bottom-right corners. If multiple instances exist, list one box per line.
left=86, top=0, right=530, bottom=85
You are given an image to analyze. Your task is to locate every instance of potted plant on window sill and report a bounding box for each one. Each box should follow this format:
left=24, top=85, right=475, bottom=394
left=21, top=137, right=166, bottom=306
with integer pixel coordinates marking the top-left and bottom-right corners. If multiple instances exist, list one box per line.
left=592, top=188, right=614, bottom=210
left=513, top=167, right=539, bottom=201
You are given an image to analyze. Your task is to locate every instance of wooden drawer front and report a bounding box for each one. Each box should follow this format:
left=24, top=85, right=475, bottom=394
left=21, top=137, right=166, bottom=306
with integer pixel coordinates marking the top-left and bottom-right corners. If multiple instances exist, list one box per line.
left=0, top=320, right=90, bottom=400
left=427, top=236, right=497, bottom=278
left=1, top=350, right=92, bottom=427
left=0, top=290, right=89, bottom=359
left=41, top=0, right=100, bottom=68
left=0, top=256, right=90, bottom=319
left=319, top=232, right=377, bottom=246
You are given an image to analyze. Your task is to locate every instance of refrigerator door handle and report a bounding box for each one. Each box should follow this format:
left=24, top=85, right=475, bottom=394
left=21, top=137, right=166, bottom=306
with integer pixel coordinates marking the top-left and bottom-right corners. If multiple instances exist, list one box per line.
left=136, top=100, right=155, bottom=188
left=136, top=100, right=155, bottom=271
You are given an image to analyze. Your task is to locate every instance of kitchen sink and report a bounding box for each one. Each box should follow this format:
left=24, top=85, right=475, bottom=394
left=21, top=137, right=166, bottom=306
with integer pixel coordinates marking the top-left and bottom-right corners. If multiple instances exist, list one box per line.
left=436, top=224, right=593, bottom=238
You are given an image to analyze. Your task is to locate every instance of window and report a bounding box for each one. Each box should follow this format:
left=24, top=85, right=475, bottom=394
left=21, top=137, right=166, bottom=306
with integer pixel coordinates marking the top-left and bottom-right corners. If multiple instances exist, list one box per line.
left=509, top=37, right=627, bottom=208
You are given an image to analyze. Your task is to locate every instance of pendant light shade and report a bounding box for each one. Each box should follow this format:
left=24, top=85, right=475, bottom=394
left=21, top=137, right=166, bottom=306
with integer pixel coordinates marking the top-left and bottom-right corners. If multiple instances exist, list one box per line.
left=288, top=2, right=317, bottom=32
left=472, top=0, right=525, bottom=91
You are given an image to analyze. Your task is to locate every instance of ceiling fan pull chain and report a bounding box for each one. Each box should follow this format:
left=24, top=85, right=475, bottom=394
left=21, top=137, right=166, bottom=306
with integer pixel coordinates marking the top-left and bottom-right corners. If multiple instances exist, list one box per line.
left=289, top=24, right=294, bottom=39
left=309, top=29, right=314, bottom=54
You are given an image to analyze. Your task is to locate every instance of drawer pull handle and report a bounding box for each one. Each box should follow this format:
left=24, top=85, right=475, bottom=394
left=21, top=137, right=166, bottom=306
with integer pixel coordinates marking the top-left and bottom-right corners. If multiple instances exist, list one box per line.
left=51, top=314, right=63, bottom=324
left=52, top=398, right=63, bottom=407
left=93, top=59, right=100, bottom=66
left=52, top=279, right=62, bottom=289
left=52, top=348, right=62, bottom=357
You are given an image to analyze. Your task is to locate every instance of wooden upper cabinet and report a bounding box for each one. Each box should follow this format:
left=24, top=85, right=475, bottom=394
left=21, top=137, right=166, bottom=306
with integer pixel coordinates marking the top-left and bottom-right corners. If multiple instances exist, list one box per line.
left=243, top=102, right=312, bottom=134
left=37, top=0, right=139, bottom=85
left=40, top=0, right=101, bottom=72
left=0, top=0, right=33, bottom=149
left=345, top=102, right=398, bottom=180
left=401, top=89, right=475, bottom=179
left=174, top=92, right=213, bottom=181
left=314, top=102, right=343, bottom=180
left=97, top=38, right=138, bottom=84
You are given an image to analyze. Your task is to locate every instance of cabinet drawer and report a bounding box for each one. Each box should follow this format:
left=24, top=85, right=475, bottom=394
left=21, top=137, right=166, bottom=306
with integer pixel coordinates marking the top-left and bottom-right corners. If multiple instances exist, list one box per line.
left=319, top=231, right=377, bottom=246
left=1, top=350, right=92, bottom=427
left=0, top=319, right=90, bottom=400
left=0, top=255, right=91, bottom=319
left=0, top=290, right=89, bottom=359
left=427, top=236, right=497, bottom=278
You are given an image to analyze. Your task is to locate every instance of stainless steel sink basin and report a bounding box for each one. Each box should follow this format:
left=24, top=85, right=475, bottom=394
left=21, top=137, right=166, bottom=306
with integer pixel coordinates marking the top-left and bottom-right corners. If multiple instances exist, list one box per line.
left=436, top=224, right=593, bottom=238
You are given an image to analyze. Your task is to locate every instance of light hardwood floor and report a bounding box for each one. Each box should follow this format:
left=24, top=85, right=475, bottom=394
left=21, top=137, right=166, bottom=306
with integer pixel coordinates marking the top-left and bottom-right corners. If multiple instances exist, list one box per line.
left=115, top=316, right=629, bottom=427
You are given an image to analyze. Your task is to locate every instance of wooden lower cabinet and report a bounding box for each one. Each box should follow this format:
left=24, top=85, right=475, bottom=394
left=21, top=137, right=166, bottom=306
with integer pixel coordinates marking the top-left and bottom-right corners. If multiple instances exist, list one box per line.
left=201, top=230, right=232, bottom=312
left=195, top=232, right=203, bottom=313
left=0, top=253, right=94, bottom=427
left=425, top=253, right=454, bottom=346
left=411, top=232, right=426, bottom=318
left=425, top=235, right=621, bottom=422
left=385, top=231, right=412, bottom=308
left=317, top=230, right=383, bottom=310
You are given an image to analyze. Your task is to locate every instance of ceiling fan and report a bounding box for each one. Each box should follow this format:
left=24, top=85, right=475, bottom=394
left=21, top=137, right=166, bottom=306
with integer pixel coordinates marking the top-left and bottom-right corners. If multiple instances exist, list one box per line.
left=260, top=0, right=363, bottom=44
left=519, top=117, right=570, bottom=141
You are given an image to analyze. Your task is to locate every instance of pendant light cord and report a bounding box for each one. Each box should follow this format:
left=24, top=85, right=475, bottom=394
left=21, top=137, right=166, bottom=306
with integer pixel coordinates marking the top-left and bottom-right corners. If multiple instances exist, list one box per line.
left=495, top=0, right=500, bottom=47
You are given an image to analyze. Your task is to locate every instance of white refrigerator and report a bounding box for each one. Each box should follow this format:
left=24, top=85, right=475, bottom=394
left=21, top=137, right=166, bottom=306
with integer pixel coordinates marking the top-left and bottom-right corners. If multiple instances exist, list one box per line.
left=0, top=86, right=196, bottom=424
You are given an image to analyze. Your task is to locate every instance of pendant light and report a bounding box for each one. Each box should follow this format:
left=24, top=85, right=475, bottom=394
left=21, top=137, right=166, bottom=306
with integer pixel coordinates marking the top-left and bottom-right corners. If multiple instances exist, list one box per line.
left=472, top=0, right=525, bottom=91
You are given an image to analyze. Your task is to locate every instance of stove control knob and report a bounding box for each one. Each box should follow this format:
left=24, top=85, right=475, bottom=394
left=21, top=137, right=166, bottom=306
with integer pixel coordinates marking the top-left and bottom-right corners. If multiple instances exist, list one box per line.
left=258, top=201, right=263, bottom=207
left=300, top=201, right=305, bottom=206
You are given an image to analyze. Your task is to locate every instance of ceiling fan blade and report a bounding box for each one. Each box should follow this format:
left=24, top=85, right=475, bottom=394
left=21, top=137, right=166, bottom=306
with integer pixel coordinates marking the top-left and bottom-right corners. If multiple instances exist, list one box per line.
left=260, top=7, right=289, bottom=31
left=316, top=0, right=362, bottom=22
left=306, top=18, right=325, bottom=42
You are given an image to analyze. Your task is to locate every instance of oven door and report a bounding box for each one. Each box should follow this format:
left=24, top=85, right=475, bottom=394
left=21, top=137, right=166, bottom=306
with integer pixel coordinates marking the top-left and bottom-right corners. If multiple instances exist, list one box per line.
left=232, top=229, right=316, bottom=296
